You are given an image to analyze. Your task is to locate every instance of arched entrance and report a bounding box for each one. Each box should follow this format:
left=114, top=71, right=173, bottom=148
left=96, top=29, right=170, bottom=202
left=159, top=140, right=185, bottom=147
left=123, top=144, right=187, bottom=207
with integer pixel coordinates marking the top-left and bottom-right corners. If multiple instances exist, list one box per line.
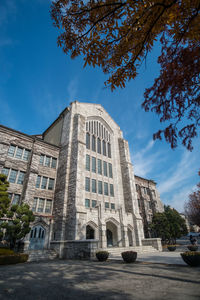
left=128, top=228, right=133, bottom=246
left=86, top=225, right=95, bottom=239
left=106, top=221, right=118, bottom=247
left=29, top=225, right=45, bottom=250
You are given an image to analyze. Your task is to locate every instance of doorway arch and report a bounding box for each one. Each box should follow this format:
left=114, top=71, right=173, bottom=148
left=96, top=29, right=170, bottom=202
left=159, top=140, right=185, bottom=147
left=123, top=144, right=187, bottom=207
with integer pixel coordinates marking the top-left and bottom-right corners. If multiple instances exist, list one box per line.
left=86, top=225, right=95, bottom=239
left=106, top=220, right=118, bottom=247
left=29, top=225, right=45, bottom=250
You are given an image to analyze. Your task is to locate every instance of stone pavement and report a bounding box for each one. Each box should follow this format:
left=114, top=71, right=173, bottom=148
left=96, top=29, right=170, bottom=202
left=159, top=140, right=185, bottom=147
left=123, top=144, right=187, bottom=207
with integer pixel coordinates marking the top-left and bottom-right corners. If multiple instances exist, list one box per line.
left=0, top=254, right=200, bottom=300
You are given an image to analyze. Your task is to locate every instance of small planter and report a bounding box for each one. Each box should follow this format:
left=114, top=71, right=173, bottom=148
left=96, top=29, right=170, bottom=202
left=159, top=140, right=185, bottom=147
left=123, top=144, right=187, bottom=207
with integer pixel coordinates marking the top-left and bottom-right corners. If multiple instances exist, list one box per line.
left=96, top=251, right=109, bottom=262
left=167, top=245, right=176, bottom=251
left=187, top=245, right=198, bottom=251
left=180, top=251, right=200, bottom=267
left=121, top=251, right=137, bottom=263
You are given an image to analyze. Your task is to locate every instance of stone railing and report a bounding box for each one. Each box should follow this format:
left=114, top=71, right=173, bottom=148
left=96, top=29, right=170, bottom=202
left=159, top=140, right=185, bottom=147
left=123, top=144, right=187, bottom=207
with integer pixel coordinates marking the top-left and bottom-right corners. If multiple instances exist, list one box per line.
left=141, top=238, right=162, bottom=251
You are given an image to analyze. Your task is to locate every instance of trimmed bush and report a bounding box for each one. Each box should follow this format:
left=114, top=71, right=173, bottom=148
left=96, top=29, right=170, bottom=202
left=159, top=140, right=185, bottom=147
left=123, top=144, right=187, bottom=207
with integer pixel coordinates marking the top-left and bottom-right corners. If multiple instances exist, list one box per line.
left=187, top=245, right=198, bottom=251
left=96, top=251, right=109, bottom=261
left=167, top=245, right=176, bottom=251
left=180, top=251, right=200, bottom=267
left=0, top=248, right=15, bottom=256
left=121, top=251, right=137, bottom=263
left=0, top=253, right=28, bottom=265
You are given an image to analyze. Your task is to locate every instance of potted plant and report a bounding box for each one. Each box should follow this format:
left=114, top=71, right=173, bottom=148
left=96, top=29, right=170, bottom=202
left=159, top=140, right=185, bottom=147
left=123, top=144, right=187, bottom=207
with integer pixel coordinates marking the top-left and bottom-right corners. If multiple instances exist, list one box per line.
left=167, top=245, right=176, bottom=251
left=121, top=251, right=137, bottom=263
left=187, top=245, right=198, bottom=251
left=180, top=251, right=200, bottom=267
left=96, top=251, right=109, bottom=261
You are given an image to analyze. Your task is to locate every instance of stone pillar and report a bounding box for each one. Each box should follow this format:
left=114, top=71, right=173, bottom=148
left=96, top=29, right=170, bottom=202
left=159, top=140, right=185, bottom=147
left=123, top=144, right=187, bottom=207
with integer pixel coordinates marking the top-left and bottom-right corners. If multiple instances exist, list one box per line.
left=101, top=226, right=107, bottom=249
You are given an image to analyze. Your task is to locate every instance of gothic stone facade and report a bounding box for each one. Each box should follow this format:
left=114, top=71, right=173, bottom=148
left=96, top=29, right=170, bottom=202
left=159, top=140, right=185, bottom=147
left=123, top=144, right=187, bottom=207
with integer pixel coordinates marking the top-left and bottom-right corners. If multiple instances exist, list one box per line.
left=0, top=101, right=162, bottom=258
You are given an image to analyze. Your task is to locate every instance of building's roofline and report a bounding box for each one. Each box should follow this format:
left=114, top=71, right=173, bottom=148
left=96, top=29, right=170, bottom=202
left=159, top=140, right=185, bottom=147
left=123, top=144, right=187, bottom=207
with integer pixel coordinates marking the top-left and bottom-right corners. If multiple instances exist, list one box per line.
left=135, top=174, right=157, bottom=185
left=0, top=124, right=60, bottom=149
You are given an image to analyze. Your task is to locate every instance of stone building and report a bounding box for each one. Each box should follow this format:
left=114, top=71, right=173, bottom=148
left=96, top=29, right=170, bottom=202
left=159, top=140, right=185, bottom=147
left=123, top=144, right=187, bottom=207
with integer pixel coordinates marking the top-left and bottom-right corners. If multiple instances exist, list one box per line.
left=0, top=101, right=163, bottom=258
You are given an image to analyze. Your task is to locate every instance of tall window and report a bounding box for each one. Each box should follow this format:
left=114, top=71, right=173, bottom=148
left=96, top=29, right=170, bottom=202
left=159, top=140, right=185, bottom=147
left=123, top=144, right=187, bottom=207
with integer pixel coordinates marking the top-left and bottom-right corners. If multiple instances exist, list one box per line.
left=2, top=168, right=9, bottom=177
left=37, top=199, right=45, bottom=213
left=8, top=145, right=16, bottom=157
left=102, top=140, right=106, bottom=156
left=48, top=178, right=55, bottom=190
left=15, top=147, right=23, bottom=159
left=40, top=155, right=45, bottom=165
left=85, top=177, right=90, bottom=192
left=103, top=161, right=108, bottom=177
left=92, top=157, right=96, bottom=173
left=98, top=181, right=103, bottom=194
left=23, top=149, right=31, bottom=161
left=110, top=184, right=114, bottom=197
left=92, top=135, right=96, bottom=151
left=108, top=163, right=113, bottom=178
left=86, top=133, right=90, bottom=149
left=85, top=199, right=90, bottom=208
left=51, top=158, right=57, bottom=169
left=36, top=175, right=41, bottom=188
left=41, top=177, right=48, bottom=189
left=104, top=182, right=108, bottom=196
left=108, top=143, right=111, bottom=158
left=17, top=171, right=25, bottom=185
left=45, top=200, right=52, bottom=213
left=9, top=169, right=17, bottom=183
left=97, top=138, right=101, bottom=154
left=45, top=156, right=51, bottom=167
left=92, top=179, right=96, bottom=193
left=98, top=159, right=102, bottom=175
left=86, top=154, right=90, bottom=171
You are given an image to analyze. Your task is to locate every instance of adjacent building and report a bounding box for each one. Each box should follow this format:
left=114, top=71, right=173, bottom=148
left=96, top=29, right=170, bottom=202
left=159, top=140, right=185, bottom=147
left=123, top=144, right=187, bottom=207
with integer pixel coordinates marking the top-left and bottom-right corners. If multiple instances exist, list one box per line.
left=0, top=101, right=163, bottom=258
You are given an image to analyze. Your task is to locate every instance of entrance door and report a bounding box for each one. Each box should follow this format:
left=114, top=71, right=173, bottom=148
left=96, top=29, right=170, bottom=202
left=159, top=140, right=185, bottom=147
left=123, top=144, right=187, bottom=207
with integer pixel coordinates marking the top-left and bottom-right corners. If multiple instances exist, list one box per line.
left=106, top=229, right=113, bottom=247
left=29, top=225, right=45, bottom=250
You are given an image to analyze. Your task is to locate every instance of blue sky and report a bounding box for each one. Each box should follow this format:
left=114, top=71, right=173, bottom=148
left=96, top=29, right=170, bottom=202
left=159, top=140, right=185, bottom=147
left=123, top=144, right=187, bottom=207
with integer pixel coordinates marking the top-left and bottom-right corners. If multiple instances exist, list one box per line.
left=0, top=0, right=199, bottom=212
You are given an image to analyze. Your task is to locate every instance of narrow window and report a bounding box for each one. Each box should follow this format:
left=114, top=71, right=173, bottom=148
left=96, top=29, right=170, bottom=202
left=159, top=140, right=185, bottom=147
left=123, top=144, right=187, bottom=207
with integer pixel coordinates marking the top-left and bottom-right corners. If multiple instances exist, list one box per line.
left=105, top=202, right=109, bottom=209
left=85, top=177, right=90, bottom=192
left=108, top=163, right=113, bottom=178
left=111, top=203, right=115, bottom=210
left=102, top=140, right=106, bottom=156
left=86, top=154, right=90, bottom=171
left=48, top=178, right=55, bottom=190
left=17, top=171, right=25, bottom=185
left=86, top=133, right=90, bottom=149
left=36, top=175, right=41, bottom=188
left=37, top=198, right=45, bottom=213
left=9, top=169, right=17, bottom=183
left=45, top=199, right=52, bottom=213
left=32, top=198, right=37, bottom=212
left=12, top=194, right=20, bottom=205
left=97, top=138, right=101, bottom=154
left=104, top=182, right=108, bottom=196
left=8, top=145, right=16, bottom=157
left=92, top=179, right=96, bottom=193
left=92, top=135, right=96, bottom=152
left=51, top=158, right=57, bottom=169
left=92, top=200, right=97, bottom=208
left=85, top=199, right=90, bottom=208
left=110, top=184, right=114, bottom=197
left=108, top=143, right=111, bottom=158
left=92, top=157, right=96, bottom=173
left=103, top=161, right=108, bottom=177
left=86, top=122, right=88, bottom=131
left=98, top=181, right=103, bottom=194
left=45, top=156, right=51, bottom=167
left=41, top=177, right=48, bottom=189
left=15, top=147, right=23, bottom=159
left=2, top=167, right=9, bottom=177
left=97, top=159, right=102, bottom=175
left=39, top=155, right=44, bottom=165
left=23, top=149, right=31, bottom=161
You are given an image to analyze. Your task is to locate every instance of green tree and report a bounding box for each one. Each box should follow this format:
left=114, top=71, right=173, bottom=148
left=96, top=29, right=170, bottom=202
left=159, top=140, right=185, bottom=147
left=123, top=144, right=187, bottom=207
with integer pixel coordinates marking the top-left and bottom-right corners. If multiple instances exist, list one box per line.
left=0, top=174, right=35, bottom=249
left=151, top=205, right=188, bottom=244
left=51, top=0, right=200, bottom=150
left=185, top=179, right=200, bottom=227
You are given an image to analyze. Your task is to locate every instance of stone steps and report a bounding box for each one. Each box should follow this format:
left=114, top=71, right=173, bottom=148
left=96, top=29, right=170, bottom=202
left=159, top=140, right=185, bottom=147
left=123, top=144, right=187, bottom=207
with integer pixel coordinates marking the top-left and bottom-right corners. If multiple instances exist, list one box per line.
left=26, top=249, right=58, bottom=262
left=98, top=246, right=158, bottom=258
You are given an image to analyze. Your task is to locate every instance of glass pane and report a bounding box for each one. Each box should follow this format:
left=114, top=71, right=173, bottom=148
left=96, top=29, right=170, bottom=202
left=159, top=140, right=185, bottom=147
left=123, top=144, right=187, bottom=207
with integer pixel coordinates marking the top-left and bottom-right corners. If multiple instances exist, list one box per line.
left=111, top=203, right=115, bottom=210
left=12, top=194, right=20, bottom=205
left=103, top=161, right=107, bottom=177
left=104, top=182, right=108, bottom=196
left=16, top=147, right=23, bottom=159
left=8, top=145, right=16, bottom=157
left=105, top=202, right=109, bottom=209
left=86, top=154, right=90, bottom=171
left=32, top=198, right=37, bottom=212
left=9, top=169, right=17, bottom=183
left=51, top=158, right=57, bottom=169
left=110, top=184, right=114, bottom=197
left=45, top=200, right=52, bottom=213
left=92, top=157, right=96, bottom=173
left=36, top=175, right=41, bottom=188
left=45, top=156, right=51, bottom=167
left=92, top=179, right=96, bottom=193
left=98, top=159, right=102, bottom=175
left=108, top=143, right=111, bottom=158
left=98, top=181, right=102, bottom=194
left=85, top=177, right=90, bottom=192
left=86, top=133, right=90, bottom=149
left=92, top=200, right=97, bottom=208
left=2, top=168, right=9, bottom=177
left=85, top=199, right=90, bottom=208
left=109, top=163, right=113, bottom=178
left=41, top=177, right=48, bottom=189
left=48, top=178, right=55, bottom=190
left=97, top=138, right=101, bottom=154
left=23, top=149, right=30, bottom=161
left=39, top=155, right=44, bottom=165
left=37, top=198, right=45, bottom=212
left=92, top=135, right=96, bottom=151
left=17, top=171, right=25, bottom=184
left=102, top=140, right=106, bottom=156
